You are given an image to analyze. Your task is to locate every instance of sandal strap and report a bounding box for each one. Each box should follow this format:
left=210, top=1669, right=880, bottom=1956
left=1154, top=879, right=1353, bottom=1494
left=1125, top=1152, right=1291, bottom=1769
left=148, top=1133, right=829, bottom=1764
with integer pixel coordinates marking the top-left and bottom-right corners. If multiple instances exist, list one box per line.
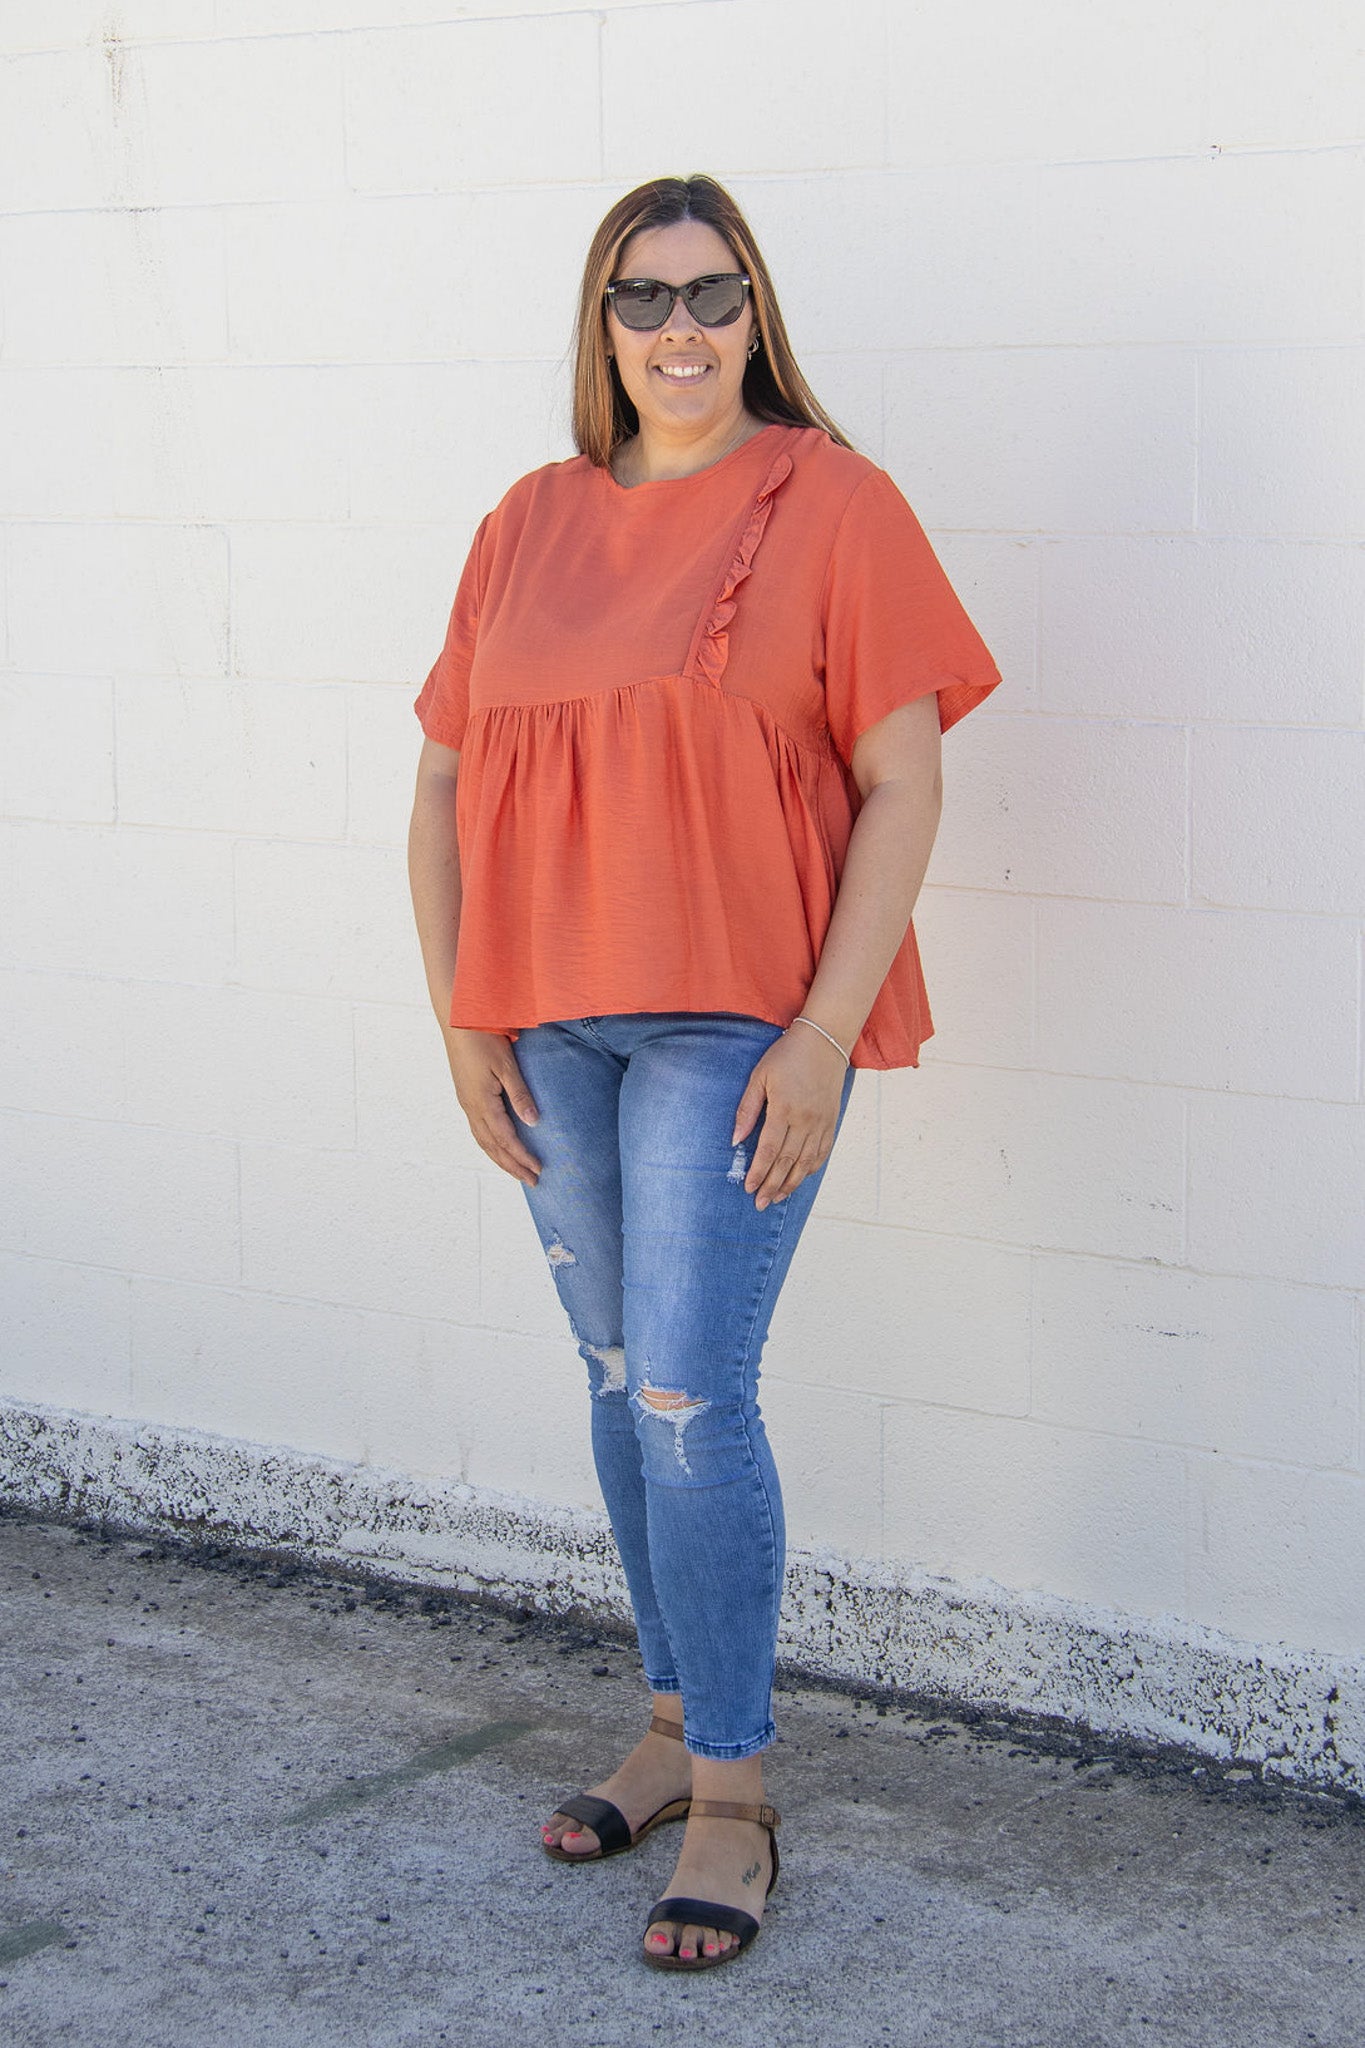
left=551, top=1791, right=631, bottom=1855
left=686, top=1798, right=780, bottom=1828
left=648, top=1713, right=686, bottom=1742
left=644, top=1895, right=760, bottom=1947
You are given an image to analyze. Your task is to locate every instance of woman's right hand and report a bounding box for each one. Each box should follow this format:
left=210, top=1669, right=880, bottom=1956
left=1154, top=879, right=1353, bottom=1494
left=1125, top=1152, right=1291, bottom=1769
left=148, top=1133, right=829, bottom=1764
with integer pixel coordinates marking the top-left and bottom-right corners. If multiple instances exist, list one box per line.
left=446, top=1029, right=542, bottom=1188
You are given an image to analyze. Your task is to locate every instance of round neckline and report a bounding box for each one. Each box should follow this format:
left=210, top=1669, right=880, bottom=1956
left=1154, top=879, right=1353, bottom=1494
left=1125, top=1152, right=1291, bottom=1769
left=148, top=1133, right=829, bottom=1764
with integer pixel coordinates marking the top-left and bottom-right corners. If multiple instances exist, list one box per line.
left=600, top=421, right=786, bottom=494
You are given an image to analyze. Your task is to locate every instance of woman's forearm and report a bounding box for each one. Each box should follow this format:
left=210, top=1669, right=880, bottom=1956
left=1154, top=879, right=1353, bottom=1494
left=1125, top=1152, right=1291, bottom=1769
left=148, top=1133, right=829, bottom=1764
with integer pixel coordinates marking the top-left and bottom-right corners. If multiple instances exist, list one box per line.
left=800, top=781, right=943, bottom=1055
left=407, top=769, right=464, bottom=1034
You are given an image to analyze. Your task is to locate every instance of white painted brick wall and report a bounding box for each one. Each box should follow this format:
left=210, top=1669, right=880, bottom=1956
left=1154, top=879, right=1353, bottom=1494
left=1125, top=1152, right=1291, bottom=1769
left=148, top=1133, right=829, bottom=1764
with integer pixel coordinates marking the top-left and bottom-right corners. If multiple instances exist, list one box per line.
left=1187, top=1097, right=1365, bottom=1289
left=1035, top=902, right=1359, bottom=1099
left=1038, top=539, right=1365, bottom=726
left=0, top=823, right=236, bottom=981
left=1192, top=729, right=1365, bottom=913
left=9, top=525, right=229, bottom=674
left=759, top=168, right=1040, bottom=356
left=0, top=207, right=229, bottom=363
left=0, top=678, right=115, bottom=820
left=1031, top=1257, right=1360, bottom=1468
left=934, top=715, right=1188, bottom=899
left=1188, top=1457, right=1365, bottom=1658
left=1, top=2, right=1361, bottom=1693
left=881, top=1406, right=1190, bottom=1617
left=886, top=0, right=1210, bottom=166
left=770, top=1219, right=1032, bottom=1417
left=1200, top=349, right=1365, bottom=536
left=237, top=1138, right=479, bottom=1321
left=886, top=349, right=1201, bottom=533
left=1032, top=154, right=1363, bottom=348
left=1, top=1251, right=135, bottom=1416
left=345, top=17, right=600, bottom=191
left=1, top=1111, right=240, bottom=1284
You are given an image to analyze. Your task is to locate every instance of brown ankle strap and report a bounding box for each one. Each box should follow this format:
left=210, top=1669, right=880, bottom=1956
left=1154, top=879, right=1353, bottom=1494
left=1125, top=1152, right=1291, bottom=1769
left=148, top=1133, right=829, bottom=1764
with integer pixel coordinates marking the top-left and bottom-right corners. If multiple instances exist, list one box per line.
left=687, top=1798, right=780, bottom=1828
left=648, top=1712, right=686, bottom=1742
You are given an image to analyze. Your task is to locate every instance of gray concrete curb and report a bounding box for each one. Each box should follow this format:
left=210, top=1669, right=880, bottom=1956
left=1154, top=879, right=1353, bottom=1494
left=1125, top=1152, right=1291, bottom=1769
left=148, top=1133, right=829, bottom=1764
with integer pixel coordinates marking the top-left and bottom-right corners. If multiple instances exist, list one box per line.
left=3, top=1396, right=1362, bottom=1799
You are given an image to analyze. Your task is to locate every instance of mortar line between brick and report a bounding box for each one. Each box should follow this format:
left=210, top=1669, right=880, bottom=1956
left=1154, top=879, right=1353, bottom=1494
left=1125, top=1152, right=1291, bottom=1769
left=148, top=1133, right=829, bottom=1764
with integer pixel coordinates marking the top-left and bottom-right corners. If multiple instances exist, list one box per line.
left=1179, top=1094, right=1190, bottom=1270
left=595, top=12, right=605, bottom=182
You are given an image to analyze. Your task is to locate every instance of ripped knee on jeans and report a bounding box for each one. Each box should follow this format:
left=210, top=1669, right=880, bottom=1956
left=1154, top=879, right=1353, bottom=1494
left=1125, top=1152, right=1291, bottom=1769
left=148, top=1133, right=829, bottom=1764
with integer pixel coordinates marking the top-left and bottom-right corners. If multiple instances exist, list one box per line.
left=584, top=1341, right=626, bottom=1395
left=631, top=1375, right=711, bottom=1476
left=566, top=1311, right=625, bottom=1396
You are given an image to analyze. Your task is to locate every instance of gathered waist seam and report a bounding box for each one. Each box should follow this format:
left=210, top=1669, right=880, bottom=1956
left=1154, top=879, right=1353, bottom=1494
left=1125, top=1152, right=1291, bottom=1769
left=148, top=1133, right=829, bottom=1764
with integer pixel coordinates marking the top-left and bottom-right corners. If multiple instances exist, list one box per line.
left=460, top=671, right=839, bottom=768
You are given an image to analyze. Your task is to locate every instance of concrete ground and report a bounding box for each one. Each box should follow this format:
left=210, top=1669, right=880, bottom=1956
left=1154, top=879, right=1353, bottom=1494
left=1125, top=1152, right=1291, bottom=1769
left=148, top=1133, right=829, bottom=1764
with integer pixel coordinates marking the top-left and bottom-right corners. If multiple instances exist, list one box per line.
left=1, top=1505, right=1361, bottom=2048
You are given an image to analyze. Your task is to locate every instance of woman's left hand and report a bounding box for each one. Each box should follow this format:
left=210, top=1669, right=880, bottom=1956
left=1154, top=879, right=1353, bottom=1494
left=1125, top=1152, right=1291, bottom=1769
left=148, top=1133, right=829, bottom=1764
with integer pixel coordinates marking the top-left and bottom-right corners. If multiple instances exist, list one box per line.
left=731, top=1027, right=848, bottom=1210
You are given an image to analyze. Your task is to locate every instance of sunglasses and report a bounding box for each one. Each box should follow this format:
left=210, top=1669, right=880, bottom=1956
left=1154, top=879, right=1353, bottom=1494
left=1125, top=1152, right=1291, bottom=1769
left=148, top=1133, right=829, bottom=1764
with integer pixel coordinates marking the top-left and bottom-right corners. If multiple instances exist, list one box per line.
left=604, top=272, right=752, bottom=331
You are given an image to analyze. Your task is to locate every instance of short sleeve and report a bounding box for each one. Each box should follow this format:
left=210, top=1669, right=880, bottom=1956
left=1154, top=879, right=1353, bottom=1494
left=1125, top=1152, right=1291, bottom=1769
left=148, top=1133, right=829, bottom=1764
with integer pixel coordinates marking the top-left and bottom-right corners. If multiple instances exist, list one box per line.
left=413, top=512, right=492, bottom=751
left=820, top=467, right=1002, bottom=765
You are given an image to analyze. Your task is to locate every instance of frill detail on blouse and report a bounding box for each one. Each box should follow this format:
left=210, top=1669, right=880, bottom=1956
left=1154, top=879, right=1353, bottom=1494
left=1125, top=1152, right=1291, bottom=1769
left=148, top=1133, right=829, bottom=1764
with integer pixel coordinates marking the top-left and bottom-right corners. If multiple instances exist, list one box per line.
left=690, top=448, right=796, bottom=690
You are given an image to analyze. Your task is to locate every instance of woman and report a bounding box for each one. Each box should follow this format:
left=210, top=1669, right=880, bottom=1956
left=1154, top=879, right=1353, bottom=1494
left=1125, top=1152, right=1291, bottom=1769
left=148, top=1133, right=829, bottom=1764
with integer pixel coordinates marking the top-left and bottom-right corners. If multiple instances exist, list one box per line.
left=407, top=174, right=1000, bottom=1972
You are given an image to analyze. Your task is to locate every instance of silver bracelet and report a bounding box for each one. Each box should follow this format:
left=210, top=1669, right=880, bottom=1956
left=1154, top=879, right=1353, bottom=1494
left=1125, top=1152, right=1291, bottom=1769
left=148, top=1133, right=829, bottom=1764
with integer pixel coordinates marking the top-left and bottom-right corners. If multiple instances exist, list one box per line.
left=786, top=1014, right=851, bottom=1064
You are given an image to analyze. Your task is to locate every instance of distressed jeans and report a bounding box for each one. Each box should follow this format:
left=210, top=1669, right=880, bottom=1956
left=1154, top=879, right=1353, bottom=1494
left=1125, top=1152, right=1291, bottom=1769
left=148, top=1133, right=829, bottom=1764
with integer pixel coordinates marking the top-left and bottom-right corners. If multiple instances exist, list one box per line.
left=506, top=1011, right=858, bottom=1759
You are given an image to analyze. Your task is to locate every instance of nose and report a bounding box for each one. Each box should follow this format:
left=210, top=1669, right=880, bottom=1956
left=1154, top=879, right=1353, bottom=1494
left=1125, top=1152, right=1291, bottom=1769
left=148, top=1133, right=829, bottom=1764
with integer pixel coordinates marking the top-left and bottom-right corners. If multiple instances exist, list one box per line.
left=659, top=291, right=703, bottom=340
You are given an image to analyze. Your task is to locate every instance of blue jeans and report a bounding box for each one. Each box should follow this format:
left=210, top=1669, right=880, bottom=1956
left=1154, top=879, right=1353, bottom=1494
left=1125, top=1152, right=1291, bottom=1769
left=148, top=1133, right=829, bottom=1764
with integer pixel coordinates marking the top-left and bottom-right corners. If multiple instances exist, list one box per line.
left=506, top=1012, right=858, bottom=1760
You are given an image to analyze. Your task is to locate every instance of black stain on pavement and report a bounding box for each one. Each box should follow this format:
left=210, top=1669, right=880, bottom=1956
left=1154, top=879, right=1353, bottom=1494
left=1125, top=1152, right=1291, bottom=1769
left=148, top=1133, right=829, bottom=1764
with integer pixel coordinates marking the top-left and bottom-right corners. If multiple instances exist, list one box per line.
left=0, top=1919, right=70, bottom=1965
left=282, top=1719, right=536, bottom=1825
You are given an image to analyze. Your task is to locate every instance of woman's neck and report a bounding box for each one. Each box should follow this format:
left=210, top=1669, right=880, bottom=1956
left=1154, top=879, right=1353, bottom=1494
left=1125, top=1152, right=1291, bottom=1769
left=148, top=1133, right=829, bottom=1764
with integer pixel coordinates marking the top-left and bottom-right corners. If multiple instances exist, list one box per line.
left=612, top=410, right=766, bottom=488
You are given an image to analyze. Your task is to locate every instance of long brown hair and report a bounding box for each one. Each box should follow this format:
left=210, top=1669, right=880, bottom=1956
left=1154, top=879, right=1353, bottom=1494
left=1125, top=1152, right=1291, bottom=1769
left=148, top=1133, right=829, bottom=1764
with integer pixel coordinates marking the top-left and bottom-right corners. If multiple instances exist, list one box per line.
left=570, top=174, right=854, bottom=468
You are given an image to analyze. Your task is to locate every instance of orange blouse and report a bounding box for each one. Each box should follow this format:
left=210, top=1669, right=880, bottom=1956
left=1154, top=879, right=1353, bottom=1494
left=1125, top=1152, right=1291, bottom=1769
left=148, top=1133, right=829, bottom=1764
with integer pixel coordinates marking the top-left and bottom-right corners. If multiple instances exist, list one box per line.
left=413, top=421, right=1001, bottom=1069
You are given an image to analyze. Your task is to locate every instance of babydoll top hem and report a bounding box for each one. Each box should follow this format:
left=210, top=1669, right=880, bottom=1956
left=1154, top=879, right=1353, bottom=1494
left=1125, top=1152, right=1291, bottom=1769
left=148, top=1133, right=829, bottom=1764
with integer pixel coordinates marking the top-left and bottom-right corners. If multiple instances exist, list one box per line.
left=448, top=1000, right=930, bottom=1073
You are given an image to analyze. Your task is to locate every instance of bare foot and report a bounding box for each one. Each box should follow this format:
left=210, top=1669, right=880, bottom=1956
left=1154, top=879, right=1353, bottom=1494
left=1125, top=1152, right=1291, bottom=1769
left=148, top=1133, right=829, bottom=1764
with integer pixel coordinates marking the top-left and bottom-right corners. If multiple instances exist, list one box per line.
left=643, top=1809, right=775, bottom=1961
left=542, top=1710, right=690, bottom=1857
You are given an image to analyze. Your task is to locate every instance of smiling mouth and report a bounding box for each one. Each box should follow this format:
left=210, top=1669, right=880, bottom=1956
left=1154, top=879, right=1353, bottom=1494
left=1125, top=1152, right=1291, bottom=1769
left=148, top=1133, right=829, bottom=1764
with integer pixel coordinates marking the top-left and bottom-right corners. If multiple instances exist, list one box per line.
left=653, top=363, right=712, bottom=381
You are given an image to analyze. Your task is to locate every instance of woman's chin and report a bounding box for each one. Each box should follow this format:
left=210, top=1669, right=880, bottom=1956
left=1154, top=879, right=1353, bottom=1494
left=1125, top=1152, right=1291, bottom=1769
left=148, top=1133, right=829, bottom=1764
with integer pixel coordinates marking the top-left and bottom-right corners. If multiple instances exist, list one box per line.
left=637, top=391, right=729, bottom=434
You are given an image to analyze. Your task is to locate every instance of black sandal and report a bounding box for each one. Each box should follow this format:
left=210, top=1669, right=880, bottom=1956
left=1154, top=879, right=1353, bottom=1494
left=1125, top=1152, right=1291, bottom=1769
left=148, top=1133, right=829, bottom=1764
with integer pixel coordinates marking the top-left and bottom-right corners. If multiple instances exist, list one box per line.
left=641, top=1798, right=781, bottom=1969
left=542, top=1713, right=691, bottom=1863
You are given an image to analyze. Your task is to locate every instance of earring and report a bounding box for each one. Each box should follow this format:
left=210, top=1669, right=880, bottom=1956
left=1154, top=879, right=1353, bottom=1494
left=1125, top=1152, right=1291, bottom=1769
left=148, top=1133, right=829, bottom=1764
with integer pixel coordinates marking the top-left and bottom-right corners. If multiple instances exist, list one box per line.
left=747, top=337, right=760, bottom=359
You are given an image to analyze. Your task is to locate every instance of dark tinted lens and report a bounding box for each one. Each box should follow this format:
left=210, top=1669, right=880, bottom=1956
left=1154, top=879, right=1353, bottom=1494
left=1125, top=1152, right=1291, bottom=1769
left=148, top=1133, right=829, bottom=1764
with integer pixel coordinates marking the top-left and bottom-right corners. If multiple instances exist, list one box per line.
left=611, top=281, right=671, bottom=329
left=684, top=276, right=747, bottom=326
